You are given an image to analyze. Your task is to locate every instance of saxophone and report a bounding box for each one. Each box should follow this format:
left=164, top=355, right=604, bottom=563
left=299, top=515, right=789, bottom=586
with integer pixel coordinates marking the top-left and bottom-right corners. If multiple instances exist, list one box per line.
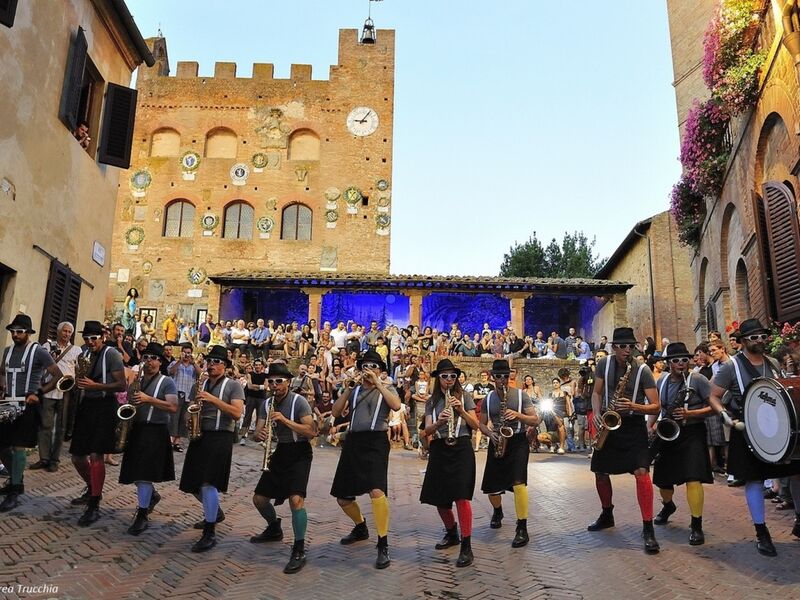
left=115, top=365, right=142, bottom=452
left=595, top=360, right=631, bottom=450
left=188, top=372, right=209, bottom=441
left=494, top=385, right=515, bottom=458
left=655, top=372, right=692, bottom=443
left=261, top=394, right=276, bottom=471
left=63, top=353, right=92, bottom=441
left=443, top=389, right=457, bottom=446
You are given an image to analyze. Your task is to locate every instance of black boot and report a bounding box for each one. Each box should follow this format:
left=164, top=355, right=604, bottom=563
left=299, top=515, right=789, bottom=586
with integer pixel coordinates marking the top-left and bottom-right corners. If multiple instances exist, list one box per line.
left=654, top=501, right=676, bottom=525
left=0, top=481, right=14, bottom=495
left=375, top=535, right=390, bottom=569
left=755, top=523, right=777, bottom=557
left=587, top=506, right=615, bottom=531
left=642, top=520, right=660, bottom=554
left=70, top=487, right=90, bottom=505
left=689, top=516, right=705, bottom=545
left=489, top=507, right=503, bottom=529
left=792, top=515, right=800, bottom=539
left=511, top=519, right=529, bottom=548
left=193, top=507, right=225, bottom=529
left=148, top=491, right=161, bottom=514
left=78, top=496, right=101, bottom=526
left=191, top=521, right=217, bottom=552
left=0, top=485, right=22, bottom=512
left=250, top=518, right=283, bottom=543
left=127, top=508, right=149, bottom=535
left=456, top=536, right=473, bottom=567
left=283, top=540, right=307, bottom=574
left=340, top=520, right=369, bottom=545
left=434, top=525, right=460, bottom=549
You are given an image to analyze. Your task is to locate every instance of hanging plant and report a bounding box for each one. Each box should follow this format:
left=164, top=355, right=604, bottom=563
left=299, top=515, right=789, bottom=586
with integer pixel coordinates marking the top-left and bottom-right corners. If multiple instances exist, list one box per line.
left=670, top=176, right=707, bottom=249
left=679, top=98, right=730, bottom=198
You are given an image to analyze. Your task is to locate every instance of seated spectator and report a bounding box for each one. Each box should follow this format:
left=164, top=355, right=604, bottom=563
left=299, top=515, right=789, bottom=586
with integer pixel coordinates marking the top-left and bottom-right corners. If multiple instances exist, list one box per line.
left=388, top=403, right=412, bottom=449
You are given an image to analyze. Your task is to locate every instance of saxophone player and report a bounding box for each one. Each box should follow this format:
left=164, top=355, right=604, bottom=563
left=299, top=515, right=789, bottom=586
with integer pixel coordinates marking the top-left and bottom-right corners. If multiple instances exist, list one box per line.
left=588, top=327, right=662, bottom=554
left=419, top=359, right=480, bottom=567
left=647, top=342, right=714, bottom=546
left=478, top=359, right=539, bottom=548
left=250, top=362, right=316, bottom=574
left=118, top=343, right=178, bottom=535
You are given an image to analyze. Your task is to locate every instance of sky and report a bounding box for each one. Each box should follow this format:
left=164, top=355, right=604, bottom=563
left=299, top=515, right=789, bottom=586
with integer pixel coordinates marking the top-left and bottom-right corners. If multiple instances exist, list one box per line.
left=126, top=0, right=682, bottom=277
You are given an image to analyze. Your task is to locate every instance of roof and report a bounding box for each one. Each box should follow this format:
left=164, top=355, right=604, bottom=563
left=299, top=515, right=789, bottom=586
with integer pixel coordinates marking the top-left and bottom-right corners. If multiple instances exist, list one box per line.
left=209, top=271, right=633, bottom=295
left=107, top=0, right=155, bottom=67
left=594, top=217, right=653, bottom=280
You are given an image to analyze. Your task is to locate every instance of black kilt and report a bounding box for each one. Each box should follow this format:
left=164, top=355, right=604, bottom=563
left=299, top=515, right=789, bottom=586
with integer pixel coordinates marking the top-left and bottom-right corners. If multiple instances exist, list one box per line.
left=705, top=413, right=726, bottom=446
left=254, top=441, right=313, bottom=505
left=119, top=423, right=175, bottom=484
left=420, top=437, right=475, bottom=505
left=69, top=396, right=119, bottom=456
left=481, top=433, right=529, bottom=494
left=652, top=422, right=713, bottom=488
left=727, top=428, right=800, bottom=481
left=169, top=400, right=189, bottom=438
left=591, top=416, right=650, bottom=475
left=330, top=431, right=390, bottom=498
left=179, top=430, right=235, bottom=494
left=0, top=403, right=39, bottom=448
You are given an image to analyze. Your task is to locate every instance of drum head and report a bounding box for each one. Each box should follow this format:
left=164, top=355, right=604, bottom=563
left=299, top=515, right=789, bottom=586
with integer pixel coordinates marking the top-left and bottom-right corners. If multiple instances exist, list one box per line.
left=743, top=378, right=797, bottom=463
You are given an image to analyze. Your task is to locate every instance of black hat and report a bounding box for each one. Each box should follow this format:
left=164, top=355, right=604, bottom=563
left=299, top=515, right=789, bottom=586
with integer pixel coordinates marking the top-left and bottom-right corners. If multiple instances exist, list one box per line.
left=738, top=318, right=769, bottom=337
left=661, top=342, right=693, bottom=360
left=205, top=345, right=231, bottom=366
left=143, top=342, right=165, bottom=361
left=79, top=320, right=104, bottom=336
left=490, top=359, right=511, bottom=374
left=6, top=313, right=35, bottom=334
left=611, top=327, right=637, bottom=345
left=431, top=358, right=462, bottom=378
left=266, top=362, right=293, bottom=379
left=179, top=342, right=193, bottom=350
left=357, top=349, right=386, bottom=371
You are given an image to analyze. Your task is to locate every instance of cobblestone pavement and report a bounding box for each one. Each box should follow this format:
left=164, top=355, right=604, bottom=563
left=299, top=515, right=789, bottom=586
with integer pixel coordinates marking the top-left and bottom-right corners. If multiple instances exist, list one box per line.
left=1, top=443, right=799, bottom=600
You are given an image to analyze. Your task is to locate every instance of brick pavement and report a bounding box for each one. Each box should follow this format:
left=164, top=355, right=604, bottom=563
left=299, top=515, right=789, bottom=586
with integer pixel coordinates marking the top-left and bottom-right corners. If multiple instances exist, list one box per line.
left=0, top=444, right=799, bottom=600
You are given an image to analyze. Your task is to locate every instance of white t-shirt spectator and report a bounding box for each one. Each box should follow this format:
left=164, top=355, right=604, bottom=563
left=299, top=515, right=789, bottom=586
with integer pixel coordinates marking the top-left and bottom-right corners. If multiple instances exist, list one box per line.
left=231, top=326, right=250, bottom=345
left=331, top=328, right=348, bottom=349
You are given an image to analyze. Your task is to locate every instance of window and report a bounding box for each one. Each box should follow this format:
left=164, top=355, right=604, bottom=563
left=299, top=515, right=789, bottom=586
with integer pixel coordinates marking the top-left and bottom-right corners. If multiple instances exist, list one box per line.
left=0, top=0, right=18, bottom=27
left=150, top=127, right=181, bottom=156
left=39, top=260, right=82, bottom=343
left=760, top=181, right=800, bottom=320
left=204, top=127, right=237, bottom=158
left=164, top=200, right=195, bottom=238
left=705, top=301, right=718, bottom=334
left=223, top=201, right=254, bottom=239
left=288, top=129, right=320, bottom=160
left=281, top=203, right=312, bottom=240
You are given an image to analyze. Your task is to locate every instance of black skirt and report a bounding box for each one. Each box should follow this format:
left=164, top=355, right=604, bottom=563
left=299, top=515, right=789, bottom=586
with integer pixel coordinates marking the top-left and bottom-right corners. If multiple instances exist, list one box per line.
left=69, top=396, right=119, bottom=456
left=179, top=430, right=235, bottom=494
left=481, top=433, right=529, bottom=494
left=591, top=416, right=650, bottom=475
left=119, top=423, right=175, bottom=484
left=169, top=401, right=189, bottom=438
left=254, top=441, right=313, bottom=505
left=0, top=403, right=39, bottom=448
left=727, top=428, right=800, bottom=481
left=652, top=422, right=713, bottom=487
left=330, top=431, right=390, bottom=498
left=420, top=436, right=475, bottom=505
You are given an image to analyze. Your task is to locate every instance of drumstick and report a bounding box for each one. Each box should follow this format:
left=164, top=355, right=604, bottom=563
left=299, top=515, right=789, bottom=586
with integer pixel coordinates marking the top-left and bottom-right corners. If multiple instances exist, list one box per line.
left=721, top=410, right=746, bottom=431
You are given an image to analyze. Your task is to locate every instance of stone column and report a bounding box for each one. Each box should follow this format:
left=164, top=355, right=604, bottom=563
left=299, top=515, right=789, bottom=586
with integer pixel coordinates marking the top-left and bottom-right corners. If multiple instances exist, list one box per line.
left=405, top=290, right=427, bottom=328
left=612, top=291, right=628, bottom=327
left=302, top=287, right=324, bottom=325
left=207, top=283, right=222, bottom=320
left=503, top=292, right=532, bottom=336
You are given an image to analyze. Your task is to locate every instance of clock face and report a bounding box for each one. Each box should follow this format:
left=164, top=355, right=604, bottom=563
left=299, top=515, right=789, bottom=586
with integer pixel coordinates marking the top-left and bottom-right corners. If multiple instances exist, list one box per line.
left=346, top=107, right=379, bottom=136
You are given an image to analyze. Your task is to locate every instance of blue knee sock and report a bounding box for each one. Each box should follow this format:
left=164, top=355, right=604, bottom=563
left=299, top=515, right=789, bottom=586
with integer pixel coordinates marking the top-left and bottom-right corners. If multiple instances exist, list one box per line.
left=745, top=481, right=766, bottom=524
left=291, top=507, right=308, bottom=542
left=201, top=485, right=219, bottom=523
left=136, top=482, right=154, bottom=509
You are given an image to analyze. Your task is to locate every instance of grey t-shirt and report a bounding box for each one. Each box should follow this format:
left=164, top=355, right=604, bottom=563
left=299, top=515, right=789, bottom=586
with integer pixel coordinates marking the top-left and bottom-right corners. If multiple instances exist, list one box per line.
left=596, top=357, right=656, bottom=409
left=484, top=388, right=533, bottom=434
left=131, top=373, right=177, bottom=425
left=2, top=343, right=54, bottom=398
left=348, top=384, right=397, bottom=432
left=552, top=336, right=567, bottom=359
left=426, top=392, right=476, bottom=439
left=82, top=346, right=125, bottom=399
left=192, top=375, right=245, bottom=433
left=257, top=391, right=312, bottom=443
left=656, top=372, right=710, bottom=424
left=711, top=354, right=780, bottom=416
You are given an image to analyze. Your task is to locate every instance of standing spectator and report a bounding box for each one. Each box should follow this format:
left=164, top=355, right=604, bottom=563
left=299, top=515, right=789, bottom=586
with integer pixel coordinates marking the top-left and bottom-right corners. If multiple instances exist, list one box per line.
left=366, top=321, right=381, bottom=351
left=521, top=374, right=542, bottom=400
left=141, top=314, right=156, bottom=341
left=162, top=312, right=179, bottom=345
left=241, top=358, right=267, bottom=445
left=331, top=321, right=348, bottom=350
left=168, top=343, right=200, bottom=452
left=412, top=370, right=432, bottom=456
left=575, top=336, right=592, bottom=360
left=573, top=365, right=592, bottom=451
left=197, top=314, right=214, bottom=351
left=472, top=371, right=494, bottom=451
left=693, top=344, right=714, bottom=379
left=565, top=327, right=578, bottom=357
left=706, top=339, right=731, bottom=475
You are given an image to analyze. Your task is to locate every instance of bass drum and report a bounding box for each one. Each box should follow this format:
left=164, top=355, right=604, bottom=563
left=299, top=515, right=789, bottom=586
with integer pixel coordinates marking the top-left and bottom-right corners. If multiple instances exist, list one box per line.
left=742, top=377, right=800, bottom=464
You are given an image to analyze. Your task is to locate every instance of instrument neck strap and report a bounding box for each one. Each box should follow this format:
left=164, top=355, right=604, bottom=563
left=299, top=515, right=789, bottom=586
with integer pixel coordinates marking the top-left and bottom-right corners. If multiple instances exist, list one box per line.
left=3, top=342, right=38, bottom=400
left=49, top=342, right=73, bottom=365
left=142, top=374, right=165, bottom=423
left=632, top=363, right=645, bottom=405
left=203, top=376, right=229, bottom=430
left=351, top=385, right=383, bottom=431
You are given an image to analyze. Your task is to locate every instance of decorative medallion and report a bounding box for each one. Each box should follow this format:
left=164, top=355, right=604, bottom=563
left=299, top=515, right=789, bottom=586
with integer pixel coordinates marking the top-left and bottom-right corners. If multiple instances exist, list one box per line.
left=187, top=267, right=207, bottom=285
left=124, top=226, right=145, bottom=248
left=265, top=197, right=278, bottom=210
left=325, top=209, right=339, bottom=229
left=254, top=107, right=291, bottom=149
left=252, top=152, right=268, bottom=170
left=343, top=186, right=362, bottom=204
left=230, top=163, right=250, bottom=186
left=376, top=179, right=390, bottom=191
left=141, top=260, right=153, bottom=274
left=153, top=208, right=163, bottom=218
left=376, top=213, right=391, bottom=235
left=377, top=194, right=391, bottom=213
left=256, top=216, right=275, bottom=238
left=324, top=187, right=341, bottom=201
left=200, top=212, right=219, bottom=236
left=180, top=151, right=201, bottom=172
left=129, top=169, right=152, bottom=197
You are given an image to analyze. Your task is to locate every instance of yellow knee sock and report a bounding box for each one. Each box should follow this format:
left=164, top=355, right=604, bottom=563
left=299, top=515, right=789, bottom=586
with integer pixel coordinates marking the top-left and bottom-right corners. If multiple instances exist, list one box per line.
left=341, top=501, right=365, bottom=525
left=512, top=484, right=529, bottom=520
left=371, top=495, right=390, bottom=537
left=686, top=482, right=704, bottom=518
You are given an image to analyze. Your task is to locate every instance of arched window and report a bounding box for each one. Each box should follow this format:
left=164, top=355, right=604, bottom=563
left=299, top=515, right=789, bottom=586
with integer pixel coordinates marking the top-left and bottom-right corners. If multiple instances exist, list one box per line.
left=223, top=201, right=253, bottom=239
left=150, top=127, right=181, bottom=156
left=204, top=127, right=237, bottom=158
left=163, top=199, right=195, bottom=238
left=288, top=129, right=320, bottom=161
left=735, top=259, right=751, bottom=320
left=281, top=203, right=312, bottom=240
left=761, top=181, right=800, bottom=320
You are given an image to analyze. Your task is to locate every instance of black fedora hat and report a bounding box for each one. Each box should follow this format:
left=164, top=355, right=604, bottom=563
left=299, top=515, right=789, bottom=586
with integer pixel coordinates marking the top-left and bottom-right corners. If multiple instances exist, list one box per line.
left=143, top=342, right=165, bottom=361
left=6, top=313, right=35, bottom=334
left=661, top=342, right=693, bottom=360
left=357, top=349, right=386, bottom=371
left=431, top=358, right=462, bottom=378
left=79, top=320, right=104, bottom=336
left=205, top=345, right=231, bottom=366
left=490, top=359, right=511, bottom=374
left=266, top=362, right=293, bottom=379
left=738, top=318, right=769, bottom=337
left=611, top=327, right=637, bottom=345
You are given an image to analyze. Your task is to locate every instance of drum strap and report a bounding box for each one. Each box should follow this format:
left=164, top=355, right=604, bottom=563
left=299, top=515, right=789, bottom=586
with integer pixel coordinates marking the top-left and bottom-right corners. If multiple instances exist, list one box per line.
left=731, top=354, right=778, bottom=395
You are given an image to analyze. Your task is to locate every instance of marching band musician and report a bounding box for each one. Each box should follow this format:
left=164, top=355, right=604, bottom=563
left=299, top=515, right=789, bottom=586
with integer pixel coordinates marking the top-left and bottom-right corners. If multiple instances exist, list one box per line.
left=250, top=362, right=316, bottom=574
left=330, top=349, right=401, bottom=570
left=419, top=358, right=480, bottom=567
left=478, top=359, right=538, bottom=548
left=69, top=320, right=126, bottom=525
left=707, top=318, right=800, bottom=556
left=0, top=314, right=60, bottom=512
left=118, top=342, right=178, bottom=535
left=588, top=327, right=662, bottom=554
left=179, top=345, right=244, bottom=552
left=647, top=342, right=713, bottom=545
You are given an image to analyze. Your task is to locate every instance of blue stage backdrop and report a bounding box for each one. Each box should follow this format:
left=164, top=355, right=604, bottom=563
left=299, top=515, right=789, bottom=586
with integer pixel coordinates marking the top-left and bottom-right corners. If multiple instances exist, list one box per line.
left=220, top=288, right=308, bottom=325
left=422, top=293, right=510, bottom=335
left=524, top=295, right=603, bottom=340
left=321, top=292, right=409, bottom=329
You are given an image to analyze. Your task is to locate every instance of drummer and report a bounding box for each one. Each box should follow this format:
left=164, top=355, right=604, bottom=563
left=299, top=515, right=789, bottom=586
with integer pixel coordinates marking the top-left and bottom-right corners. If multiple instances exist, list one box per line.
left=707, top=318, right=800, bottom=555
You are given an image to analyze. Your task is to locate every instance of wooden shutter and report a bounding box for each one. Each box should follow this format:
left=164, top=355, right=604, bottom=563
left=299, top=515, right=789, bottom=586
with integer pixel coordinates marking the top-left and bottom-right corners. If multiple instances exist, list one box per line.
left=762, top=181, right=800, bottom=321
left=59, top=28, right=88, bottom=131
left=39, top=261, right=82, bottom=343
left=97, top=83, right=137, bottom=168
left=0, top=0, right=18, bottom=27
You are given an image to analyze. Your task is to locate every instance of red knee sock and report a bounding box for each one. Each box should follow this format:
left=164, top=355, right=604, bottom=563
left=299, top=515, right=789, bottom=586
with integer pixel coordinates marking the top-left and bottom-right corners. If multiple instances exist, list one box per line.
left=455, top=499, right=472, bottom=538
left=635, top=472, right=654, bottom=521
left=437, top=506, right=456, bottom=529
left=595, top=476, right=613, bottom=508
left=88, top=456, right=105, bottom=497
left=73, top=457, right=91, bottom=486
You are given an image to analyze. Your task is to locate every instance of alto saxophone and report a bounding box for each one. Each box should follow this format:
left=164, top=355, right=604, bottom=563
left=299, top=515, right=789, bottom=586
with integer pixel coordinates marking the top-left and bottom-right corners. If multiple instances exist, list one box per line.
left=115, top=365, right=142, bottom=452
left=595, top=360, right=631, bottom=450
left=188, top=372, right=209, bottom=441
left=494, top=385, right=515, bottom=458
left=64, top=353, right=92, bottom=441
left=261, top=394, right=277, bottom=471
left=443, top=389, right=457, bottom=446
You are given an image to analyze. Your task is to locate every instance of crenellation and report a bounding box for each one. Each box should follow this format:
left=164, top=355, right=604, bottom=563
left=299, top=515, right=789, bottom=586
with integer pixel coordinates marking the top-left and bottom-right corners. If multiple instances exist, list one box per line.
left=214, top=62, right=237, bottom=79
left=290, top=64, right=312, bottom=81
left=252, top=63, right=274, bottom=80
left=176, top=61, right=198, bottom=78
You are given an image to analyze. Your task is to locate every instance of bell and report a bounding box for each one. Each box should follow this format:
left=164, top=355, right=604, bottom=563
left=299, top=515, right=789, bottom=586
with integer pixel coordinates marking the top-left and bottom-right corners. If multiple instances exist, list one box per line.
left=360, top=18, right=376, bottom=44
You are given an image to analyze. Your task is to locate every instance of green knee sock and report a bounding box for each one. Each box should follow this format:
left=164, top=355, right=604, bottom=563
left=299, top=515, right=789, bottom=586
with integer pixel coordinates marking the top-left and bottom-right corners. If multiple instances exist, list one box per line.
left=291, top=507, right=308, bottom=541
left=11, top=449, right=26, bottom=486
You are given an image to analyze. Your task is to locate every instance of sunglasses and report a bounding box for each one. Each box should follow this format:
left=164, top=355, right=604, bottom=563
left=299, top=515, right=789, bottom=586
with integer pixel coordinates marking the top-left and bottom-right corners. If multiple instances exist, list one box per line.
left=142, top=354, right=160, bottom=361
left=438, top=373, right=458, bottom=380
left=361, top=362, right=380, bottom=370
left=207, top=358, right=226, bottom=365
left=267, top=378, right=287, bottom=385
left=83, top=335, right=101, bottom=342
left=614, top=344, right=635, bottom=350
left=8, top=329, right=26, bottom=335
left=745, top=334, right=769, bottom=342
left=494, top=374, right=510, bottom=379
left=669, top=357, right=690, bottom=364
